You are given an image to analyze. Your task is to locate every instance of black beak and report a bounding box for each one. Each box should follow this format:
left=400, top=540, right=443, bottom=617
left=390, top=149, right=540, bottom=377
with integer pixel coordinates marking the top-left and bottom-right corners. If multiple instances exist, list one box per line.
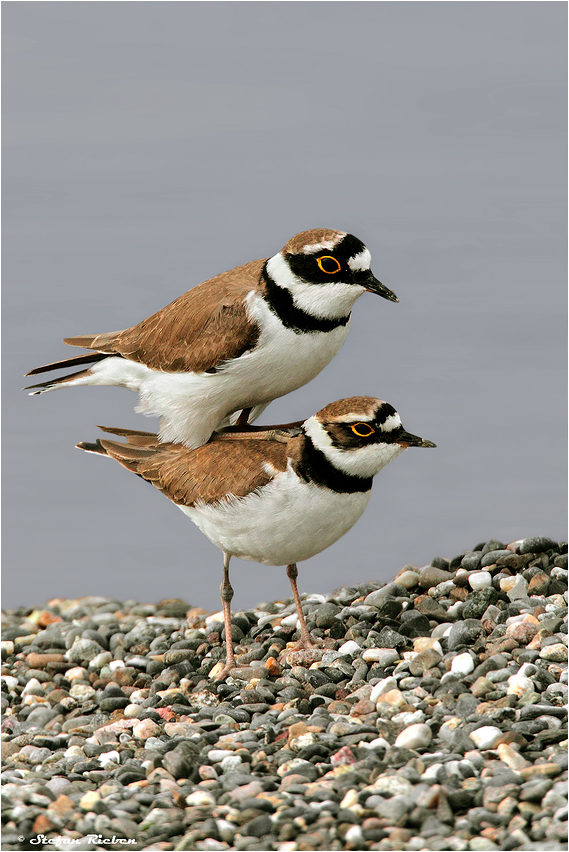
left=397, top=430, right=436, bottom=449
left=361, top=271, right=398, bottom=303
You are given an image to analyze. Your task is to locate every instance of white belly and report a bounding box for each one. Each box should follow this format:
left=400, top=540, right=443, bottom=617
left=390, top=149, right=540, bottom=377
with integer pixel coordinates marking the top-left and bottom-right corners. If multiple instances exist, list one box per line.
left=89, top=294, right=350, bottom=447
left=179, top=467, right=371, bottom=566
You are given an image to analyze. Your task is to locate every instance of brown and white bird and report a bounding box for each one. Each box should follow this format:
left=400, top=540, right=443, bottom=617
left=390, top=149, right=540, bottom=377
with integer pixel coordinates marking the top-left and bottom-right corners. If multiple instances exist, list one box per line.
left=77, top=397, right=435, bottom=679
left=26, top=229, right=397, bottom=448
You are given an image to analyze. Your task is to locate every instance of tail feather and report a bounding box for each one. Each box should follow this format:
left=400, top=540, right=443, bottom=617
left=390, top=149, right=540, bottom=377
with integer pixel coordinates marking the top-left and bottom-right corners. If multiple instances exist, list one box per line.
left=24, top=368, right=93, bottom=395
left=96, top=425, right=159, bottom=445
left=77, top=432, right=156, bottom=477
left=25, top=329, right=125, bottom=386
left=25, top=352, right=108, bottom=378
left=64, top=331, right=123, bottom=351
left=76, top=439, right=109, bottom=456
left=98, top=438, right=158, bottom=476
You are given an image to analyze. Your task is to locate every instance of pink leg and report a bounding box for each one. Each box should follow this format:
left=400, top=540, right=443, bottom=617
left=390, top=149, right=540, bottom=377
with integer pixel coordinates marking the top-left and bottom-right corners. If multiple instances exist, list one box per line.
left=286, top=563, right=314, bottom=648
left=214, top=553, right=236, bottom=681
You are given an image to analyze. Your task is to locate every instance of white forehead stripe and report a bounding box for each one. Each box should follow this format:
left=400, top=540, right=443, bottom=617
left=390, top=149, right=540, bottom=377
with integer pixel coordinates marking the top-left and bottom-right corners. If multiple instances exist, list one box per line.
left=304, top=416, right=332, bottom=447
left=347, top=248, right=372, bottom=272
left=266, top=253, right=301, bottom=291
left=302, top=233, right=345, bottom=254
left=379, top=413, right=402, bottom=432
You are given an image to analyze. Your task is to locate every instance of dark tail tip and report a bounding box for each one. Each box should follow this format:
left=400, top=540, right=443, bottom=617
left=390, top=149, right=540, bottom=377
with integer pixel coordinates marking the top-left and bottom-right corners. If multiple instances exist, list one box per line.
left=76, top=440, right=108, bottom=455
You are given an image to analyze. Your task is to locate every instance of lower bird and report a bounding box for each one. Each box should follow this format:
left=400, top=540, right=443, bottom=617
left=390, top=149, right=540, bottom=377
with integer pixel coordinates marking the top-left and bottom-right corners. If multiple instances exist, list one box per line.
left=77, top=396, right=435, bottom=679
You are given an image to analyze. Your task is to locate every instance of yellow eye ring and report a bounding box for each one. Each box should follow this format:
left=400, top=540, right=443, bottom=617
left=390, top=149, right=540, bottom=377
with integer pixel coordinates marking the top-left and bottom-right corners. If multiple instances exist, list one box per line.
left=351, top=422, right=375, bottom=437
left=317, top=255, right=341, bottom=274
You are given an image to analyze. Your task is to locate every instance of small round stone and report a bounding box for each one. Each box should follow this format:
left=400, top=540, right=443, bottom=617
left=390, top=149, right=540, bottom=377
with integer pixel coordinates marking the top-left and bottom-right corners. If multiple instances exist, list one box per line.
left=394, top=723, right=432, bottom=750
left=451, top=652, right=475, bottom=675
left=540, top=643, right=568, bottom=662
left=469, top=726, right=504, bottom=750
left=468, top=571, right=492, bottom=591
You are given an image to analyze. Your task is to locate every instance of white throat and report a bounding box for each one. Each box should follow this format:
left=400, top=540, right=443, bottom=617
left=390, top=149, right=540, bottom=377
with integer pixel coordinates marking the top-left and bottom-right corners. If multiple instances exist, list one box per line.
left=266, top=253, right=365, bottom=320
left=303, top=416, right=405, bottom=478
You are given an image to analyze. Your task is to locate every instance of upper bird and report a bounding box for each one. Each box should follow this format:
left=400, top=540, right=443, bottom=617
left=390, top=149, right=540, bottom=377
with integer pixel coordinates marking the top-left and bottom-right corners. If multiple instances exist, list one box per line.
left=25, top=229, right=398, bottom=448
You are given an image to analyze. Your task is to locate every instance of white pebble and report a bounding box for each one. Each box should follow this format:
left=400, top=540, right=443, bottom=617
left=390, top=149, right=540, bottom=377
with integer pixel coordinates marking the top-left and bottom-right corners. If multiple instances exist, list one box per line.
left=391, top=710, right=425, bottom=727
left=431, top=623, right=453, bottom=638
left=468, top=571, right=492, bottom=591
left=451, top=653, right=475, bottom=676
left=108, top=660, right=125, bottom=670
left=128, top=689, right=148, bottom=704
left=124, top=703, right=143, bottom=718
left=281, top=613, right=299, bottom=628
left=22, top=678, right=42, bottom=695
left=421, top=762, right=444, bottom=781
left=1, top=675, right=18, bottom=691
left=64, top=745, right=85, bottom=758
left=395, top=570, right=420, bottom=589
left=429, top=580, right=456, bottom=598
left=366, top=736, right=390, bottom=751
left=469, top=726, right=503, bottom=750
left=186, top=790, right=216, bottom=807
left=345, top=826, right=363, bottom=844
left=394, top=723, right=432, bottom=750
left=65, top=666, right=89, bottom=682
left=507, top=675, right=534, bottom=697
left=370, top=677, right=398, bottom=703
left=340, top=789, right=359, bottom=809
left=69, top=684, right=96, bottom=700
left=208, top=749, right=234, bottom=762
left=362, top=648, right=390, bottom=663
left=88, top=651, right=112, bottom=669
left=98, top=750, right=120, bottom=768
left=447, top=601, right=465, bottom=618
left=337, top=640, right=361, bottom=656
left=220, top=755, right=242, bottom=772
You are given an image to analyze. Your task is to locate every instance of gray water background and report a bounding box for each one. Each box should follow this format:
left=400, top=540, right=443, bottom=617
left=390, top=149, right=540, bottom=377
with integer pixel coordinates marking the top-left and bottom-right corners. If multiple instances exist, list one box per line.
left=3, top=2, right=567, bottom=612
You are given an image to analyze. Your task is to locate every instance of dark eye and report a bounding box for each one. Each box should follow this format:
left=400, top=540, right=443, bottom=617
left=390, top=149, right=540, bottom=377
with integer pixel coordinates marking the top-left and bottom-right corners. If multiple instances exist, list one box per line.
left=317, top=256, right=341, bottom=274
left=350, top=422, right=375, bottom=437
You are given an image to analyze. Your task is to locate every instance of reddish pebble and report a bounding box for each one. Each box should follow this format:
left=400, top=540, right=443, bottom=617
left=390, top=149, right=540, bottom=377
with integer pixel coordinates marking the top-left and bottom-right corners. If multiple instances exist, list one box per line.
left=350, top=698, right=376, bottom=717
left=331, top=745, right=356, bottom=766
left=528, top=573, right=550, bottom=595
left=505, top=622, right=538, bottom=644
left=156, top=707, right=176, bottom=721
left=36, top=611, right=63, bottom=628
left=265, top=656, right=281, bottom=677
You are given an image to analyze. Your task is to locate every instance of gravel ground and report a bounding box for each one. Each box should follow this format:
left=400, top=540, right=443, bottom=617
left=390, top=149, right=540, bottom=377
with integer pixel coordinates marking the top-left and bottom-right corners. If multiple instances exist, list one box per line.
left=2, top=536, right=567, bottom=852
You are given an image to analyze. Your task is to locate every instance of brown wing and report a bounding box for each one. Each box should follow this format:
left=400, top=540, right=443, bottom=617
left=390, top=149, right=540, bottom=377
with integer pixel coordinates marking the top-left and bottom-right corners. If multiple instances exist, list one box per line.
left=92, top=429, right=288, bottom=507
left=64, top=258, right=267, bottom=373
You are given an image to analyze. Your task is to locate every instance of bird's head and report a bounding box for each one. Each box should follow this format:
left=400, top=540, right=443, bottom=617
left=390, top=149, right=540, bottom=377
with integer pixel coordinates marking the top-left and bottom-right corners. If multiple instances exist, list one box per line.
left=303, top=396, right=435, bottom=479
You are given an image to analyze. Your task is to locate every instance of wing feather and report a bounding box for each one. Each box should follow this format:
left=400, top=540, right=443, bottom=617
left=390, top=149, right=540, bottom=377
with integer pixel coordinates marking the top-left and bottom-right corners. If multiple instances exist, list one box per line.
left=65, top=259, right=267, bottom=373
left=96, top=431, right=288, bottom=507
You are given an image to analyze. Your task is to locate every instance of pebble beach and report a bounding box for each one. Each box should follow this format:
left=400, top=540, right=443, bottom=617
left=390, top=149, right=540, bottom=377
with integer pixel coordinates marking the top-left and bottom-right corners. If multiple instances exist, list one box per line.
left=2, top=536, right=567, bottom=852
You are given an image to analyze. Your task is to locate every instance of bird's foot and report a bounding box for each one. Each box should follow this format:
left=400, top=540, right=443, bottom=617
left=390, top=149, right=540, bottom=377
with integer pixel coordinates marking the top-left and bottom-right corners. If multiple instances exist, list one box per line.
left=209, top=659, right=236, bottom=682
left=279, top=639, right=327, bottom=669
left=294, top=634, right=325, bottom=651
